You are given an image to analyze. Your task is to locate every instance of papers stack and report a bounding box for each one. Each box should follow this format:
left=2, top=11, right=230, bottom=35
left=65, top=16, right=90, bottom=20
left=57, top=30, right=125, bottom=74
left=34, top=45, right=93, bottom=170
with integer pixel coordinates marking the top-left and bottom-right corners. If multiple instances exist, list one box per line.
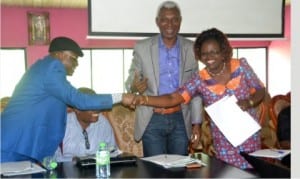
left=0, top=161, right=46, bottom=176
left=249, top=149, right=291, bottom=159
left=141, top=154, right=206, bottom=169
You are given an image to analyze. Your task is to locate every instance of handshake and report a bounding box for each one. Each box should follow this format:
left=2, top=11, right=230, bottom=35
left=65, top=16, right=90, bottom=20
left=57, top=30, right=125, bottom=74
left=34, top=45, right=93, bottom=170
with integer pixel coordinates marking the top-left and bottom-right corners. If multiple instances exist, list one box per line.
left=121, top=93, right=148, bottom=109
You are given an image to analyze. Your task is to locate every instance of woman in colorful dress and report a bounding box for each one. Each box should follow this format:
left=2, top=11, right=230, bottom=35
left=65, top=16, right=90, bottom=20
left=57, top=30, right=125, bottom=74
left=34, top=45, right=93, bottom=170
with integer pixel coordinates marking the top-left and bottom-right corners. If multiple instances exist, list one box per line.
left=132, top=27, right=266, bottom=169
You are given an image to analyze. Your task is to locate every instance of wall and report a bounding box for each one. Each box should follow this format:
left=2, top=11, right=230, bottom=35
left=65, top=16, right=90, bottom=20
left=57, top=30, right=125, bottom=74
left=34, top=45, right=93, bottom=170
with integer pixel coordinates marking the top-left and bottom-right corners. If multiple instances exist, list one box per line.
left=290, top=0, right=300, bottom=176
left=0, top=5, right=290, bottom=96
left=268, top=5, right=291, bottom=96
left=1, top=7, right=137, bottom=66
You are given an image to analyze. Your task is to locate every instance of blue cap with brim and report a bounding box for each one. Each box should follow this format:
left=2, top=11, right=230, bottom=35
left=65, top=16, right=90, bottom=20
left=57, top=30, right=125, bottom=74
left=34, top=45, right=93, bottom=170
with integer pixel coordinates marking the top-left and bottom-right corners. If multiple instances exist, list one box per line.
left=49, top=36, right=83, bottom=57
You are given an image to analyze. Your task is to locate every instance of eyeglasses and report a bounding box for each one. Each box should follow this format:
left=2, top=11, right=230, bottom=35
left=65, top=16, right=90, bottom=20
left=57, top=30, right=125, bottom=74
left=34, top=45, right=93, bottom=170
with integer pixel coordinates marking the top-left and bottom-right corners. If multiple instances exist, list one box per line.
left=68, top=54, right=78, bottom=63
left=200, top=50, right=220, bottom=59
left=82, top=130, right=90, bottom=149
left=63, top=53, right=78, bottom=63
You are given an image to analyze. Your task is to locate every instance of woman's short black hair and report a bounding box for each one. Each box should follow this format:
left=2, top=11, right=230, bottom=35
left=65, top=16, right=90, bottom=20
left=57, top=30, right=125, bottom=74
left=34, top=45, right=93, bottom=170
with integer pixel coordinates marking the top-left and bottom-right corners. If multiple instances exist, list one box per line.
left=194, top=28, right=232, bottom=62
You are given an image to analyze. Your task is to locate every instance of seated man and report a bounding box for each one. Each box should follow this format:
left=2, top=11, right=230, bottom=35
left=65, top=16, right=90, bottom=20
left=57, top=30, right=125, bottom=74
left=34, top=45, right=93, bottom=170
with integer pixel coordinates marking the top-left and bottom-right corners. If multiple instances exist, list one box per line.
left=54, top=87, right=118, bottom=162
left=277, top=105, right=291, bottom=149
left=277, top=105, right=291, bottom=168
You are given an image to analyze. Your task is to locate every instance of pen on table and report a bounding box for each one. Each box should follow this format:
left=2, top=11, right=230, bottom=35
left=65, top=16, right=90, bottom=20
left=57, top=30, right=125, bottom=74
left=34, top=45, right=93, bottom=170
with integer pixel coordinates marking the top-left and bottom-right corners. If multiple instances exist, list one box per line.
left=110, top=148, right=116, bottom=153
left=271, top=149, right=285, bottom=154
left=109, top=146, right=116, bottom=153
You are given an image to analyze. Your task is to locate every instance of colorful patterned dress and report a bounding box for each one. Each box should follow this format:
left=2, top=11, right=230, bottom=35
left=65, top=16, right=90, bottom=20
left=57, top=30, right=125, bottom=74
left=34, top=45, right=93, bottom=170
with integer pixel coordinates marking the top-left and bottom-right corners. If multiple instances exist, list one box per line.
left=179, top=58, right=264, bottom=169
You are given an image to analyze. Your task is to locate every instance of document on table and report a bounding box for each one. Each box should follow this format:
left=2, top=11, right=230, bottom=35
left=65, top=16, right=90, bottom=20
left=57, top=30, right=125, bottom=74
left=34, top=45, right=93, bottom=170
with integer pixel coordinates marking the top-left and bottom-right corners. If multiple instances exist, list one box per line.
left=0, top=161, right=46, bottom=176
left=205, top=95, right=261, bottom=147
left=141, top=154, right=206, bottom=169
left=249, top=149, right=291, bottom=159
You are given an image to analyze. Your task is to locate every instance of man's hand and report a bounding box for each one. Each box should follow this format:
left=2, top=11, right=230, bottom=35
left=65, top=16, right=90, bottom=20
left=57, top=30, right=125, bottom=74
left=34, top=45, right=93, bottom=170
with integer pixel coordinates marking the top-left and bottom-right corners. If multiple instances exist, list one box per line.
left=121, top=93, right=136, bottom=108
left=190, top=124, right=202, bottom=150
left=131, top=71, right=148, bottom=94
left=122, top=94, right=149, bottom=109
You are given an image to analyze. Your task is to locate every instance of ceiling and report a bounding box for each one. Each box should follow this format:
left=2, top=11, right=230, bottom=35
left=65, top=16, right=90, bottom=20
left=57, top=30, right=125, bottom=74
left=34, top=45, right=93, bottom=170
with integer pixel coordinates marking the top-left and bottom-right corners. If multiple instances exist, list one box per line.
left=0, top=0, right=290, bottom=8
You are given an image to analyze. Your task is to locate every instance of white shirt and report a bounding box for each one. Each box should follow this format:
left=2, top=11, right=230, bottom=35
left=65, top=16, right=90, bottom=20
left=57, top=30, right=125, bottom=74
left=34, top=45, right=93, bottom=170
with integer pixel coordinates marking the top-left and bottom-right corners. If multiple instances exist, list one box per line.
left=54, top=112, right=118, bottom=162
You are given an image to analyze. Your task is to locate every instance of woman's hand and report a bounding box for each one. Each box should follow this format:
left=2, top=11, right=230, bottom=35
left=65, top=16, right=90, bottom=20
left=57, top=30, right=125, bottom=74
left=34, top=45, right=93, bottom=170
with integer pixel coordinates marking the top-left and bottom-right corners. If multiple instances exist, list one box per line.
left=131, top=95, right=148, bottom=106
left=236, top=99, right=252, bottom=111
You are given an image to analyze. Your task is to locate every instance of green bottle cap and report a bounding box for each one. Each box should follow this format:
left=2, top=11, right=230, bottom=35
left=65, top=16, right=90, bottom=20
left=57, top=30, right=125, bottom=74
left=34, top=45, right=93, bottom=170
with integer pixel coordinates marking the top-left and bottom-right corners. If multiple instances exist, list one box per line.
left=50, top=161, right=57, bottom=169
left=99, top=142, right=106, bottom=148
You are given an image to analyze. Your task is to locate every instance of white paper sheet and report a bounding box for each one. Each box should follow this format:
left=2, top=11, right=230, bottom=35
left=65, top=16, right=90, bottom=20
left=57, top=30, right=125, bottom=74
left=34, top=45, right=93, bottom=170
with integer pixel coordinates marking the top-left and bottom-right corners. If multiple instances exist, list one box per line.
left=205, top=95, right=261, bottom=147
left=141, top=154, right=206, bottom=168
left=249, top=149, right=291, bottom=159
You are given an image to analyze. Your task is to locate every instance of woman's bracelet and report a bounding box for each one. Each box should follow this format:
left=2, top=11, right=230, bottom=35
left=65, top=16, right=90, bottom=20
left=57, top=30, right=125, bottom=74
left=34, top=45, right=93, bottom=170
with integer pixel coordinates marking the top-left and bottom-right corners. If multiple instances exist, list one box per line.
left=144, top=95, right=149, bottom=105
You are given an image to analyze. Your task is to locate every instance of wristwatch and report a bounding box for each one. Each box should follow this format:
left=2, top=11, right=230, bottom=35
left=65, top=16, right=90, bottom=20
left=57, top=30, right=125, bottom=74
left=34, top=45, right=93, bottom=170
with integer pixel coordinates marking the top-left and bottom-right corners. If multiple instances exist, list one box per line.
left=248, top=99, right=254, bottom=107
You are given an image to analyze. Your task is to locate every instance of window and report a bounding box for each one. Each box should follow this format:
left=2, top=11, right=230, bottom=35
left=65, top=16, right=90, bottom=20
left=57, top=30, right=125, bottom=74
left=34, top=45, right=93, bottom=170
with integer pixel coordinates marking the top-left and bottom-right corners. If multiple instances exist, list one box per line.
left=68, top=48, right=267, bottom=94
left=1, top=48, right=267, bottom=97
left=0, top=49, right=26, bottom=98
left=235, top=48, right=267, bottom=86
left=67, top=50, right=92, bottom=89
left=67, top=49, right=133, bottom=93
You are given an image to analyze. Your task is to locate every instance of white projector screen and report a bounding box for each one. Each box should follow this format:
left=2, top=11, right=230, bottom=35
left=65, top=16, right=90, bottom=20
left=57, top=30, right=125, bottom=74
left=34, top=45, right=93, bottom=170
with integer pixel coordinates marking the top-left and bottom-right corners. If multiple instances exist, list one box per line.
left=88, top=0, right=284, bottom=39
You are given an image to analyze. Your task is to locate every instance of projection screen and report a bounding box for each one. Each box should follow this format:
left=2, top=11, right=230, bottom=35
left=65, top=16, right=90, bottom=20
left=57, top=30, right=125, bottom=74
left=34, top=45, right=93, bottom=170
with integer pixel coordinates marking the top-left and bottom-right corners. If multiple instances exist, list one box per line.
left=88, top=0, right=284, bottom=39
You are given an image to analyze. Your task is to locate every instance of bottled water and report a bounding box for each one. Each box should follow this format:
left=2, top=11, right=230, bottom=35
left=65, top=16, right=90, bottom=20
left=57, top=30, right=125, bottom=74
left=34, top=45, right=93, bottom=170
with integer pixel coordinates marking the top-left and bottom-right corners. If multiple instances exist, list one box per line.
left=96, top=142, right=110, bottom=178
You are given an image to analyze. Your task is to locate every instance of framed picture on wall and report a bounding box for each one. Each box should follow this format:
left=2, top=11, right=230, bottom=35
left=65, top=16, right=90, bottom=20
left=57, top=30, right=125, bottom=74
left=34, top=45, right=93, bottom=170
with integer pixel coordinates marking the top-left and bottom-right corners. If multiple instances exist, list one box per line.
left=27, top=12, right=50, bottom=45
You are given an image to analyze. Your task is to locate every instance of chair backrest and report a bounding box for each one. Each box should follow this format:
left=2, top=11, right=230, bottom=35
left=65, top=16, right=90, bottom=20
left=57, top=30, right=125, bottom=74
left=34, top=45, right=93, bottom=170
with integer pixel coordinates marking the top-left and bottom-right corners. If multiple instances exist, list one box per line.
left=269, top=92, right=291, bottom=131
left=189, top=110, right=215, bottom=156
left=199, top=111, right=216, bottom=156
left=103, top=104, right=143, bottom=157
left=257, top=92, right=279, bottom=149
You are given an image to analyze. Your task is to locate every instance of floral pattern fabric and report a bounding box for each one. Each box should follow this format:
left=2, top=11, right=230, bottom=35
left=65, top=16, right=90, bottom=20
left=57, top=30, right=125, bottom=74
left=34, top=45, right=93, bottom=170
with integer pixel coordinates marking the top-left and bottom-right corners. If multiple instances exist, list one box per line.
left=179, top=58, right=264, bottom=169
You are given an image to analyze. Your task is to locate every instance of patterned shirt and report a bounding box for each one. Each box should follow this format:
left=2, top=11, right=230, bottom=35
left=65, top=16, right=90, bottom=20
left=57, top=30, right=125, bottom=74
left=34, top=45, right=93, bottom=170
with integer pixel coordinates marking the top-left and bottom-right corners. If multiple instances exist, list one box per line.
left=179, top=58, right=264, bottom=169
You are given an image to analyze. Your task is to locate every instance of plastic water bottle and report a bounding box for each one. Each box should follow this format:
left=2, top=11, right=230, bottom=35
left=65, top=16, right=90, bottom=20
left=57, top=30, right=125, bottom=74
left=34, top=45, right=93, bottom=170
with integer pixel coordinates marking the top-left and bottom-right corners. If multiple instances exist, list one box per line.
left=96, top=142, right=110, bottom=178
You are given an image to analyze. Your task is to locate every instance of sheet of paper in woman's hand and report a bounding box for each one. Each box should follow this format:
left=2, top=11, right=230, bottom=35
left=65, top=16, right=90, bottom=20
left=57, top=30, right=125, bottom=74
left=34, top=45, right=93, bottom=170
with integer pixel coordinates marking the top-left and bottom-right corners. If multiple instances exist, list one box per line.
left=205, top=95, right=261, bottom=147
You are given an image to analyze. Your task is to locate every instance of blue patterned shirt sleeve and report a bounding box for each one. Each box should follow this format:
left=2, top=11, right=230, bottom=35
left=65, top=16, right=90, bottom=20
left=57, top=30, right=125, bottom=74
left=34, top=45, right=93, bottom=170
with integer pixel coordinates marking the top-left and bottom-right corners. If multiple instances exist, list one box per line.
left=177, top=72, right=202, bottom=104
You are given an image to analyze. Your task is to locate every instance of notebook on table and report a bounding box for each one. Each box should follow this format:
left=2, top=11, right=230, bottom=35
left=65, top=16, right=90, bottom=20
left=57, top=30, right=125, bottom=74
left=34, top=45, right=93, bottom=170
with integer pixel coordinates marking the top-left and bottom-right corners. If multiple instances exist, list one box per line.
left=240, top=152, right=290, bottom=178
left=74, top=153, right=137, bottom=167
left=0, top=161, right=46, bottom=177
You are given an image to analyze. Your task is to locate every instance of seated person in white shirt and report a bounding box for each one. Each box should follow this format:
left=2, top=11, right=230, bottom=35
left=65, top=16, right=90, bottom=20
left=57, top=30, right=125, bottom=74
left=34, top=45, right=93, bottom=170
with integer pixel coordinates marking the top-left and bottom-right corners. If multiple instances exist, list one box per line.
left=54, top=87, right=119, bottom=162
